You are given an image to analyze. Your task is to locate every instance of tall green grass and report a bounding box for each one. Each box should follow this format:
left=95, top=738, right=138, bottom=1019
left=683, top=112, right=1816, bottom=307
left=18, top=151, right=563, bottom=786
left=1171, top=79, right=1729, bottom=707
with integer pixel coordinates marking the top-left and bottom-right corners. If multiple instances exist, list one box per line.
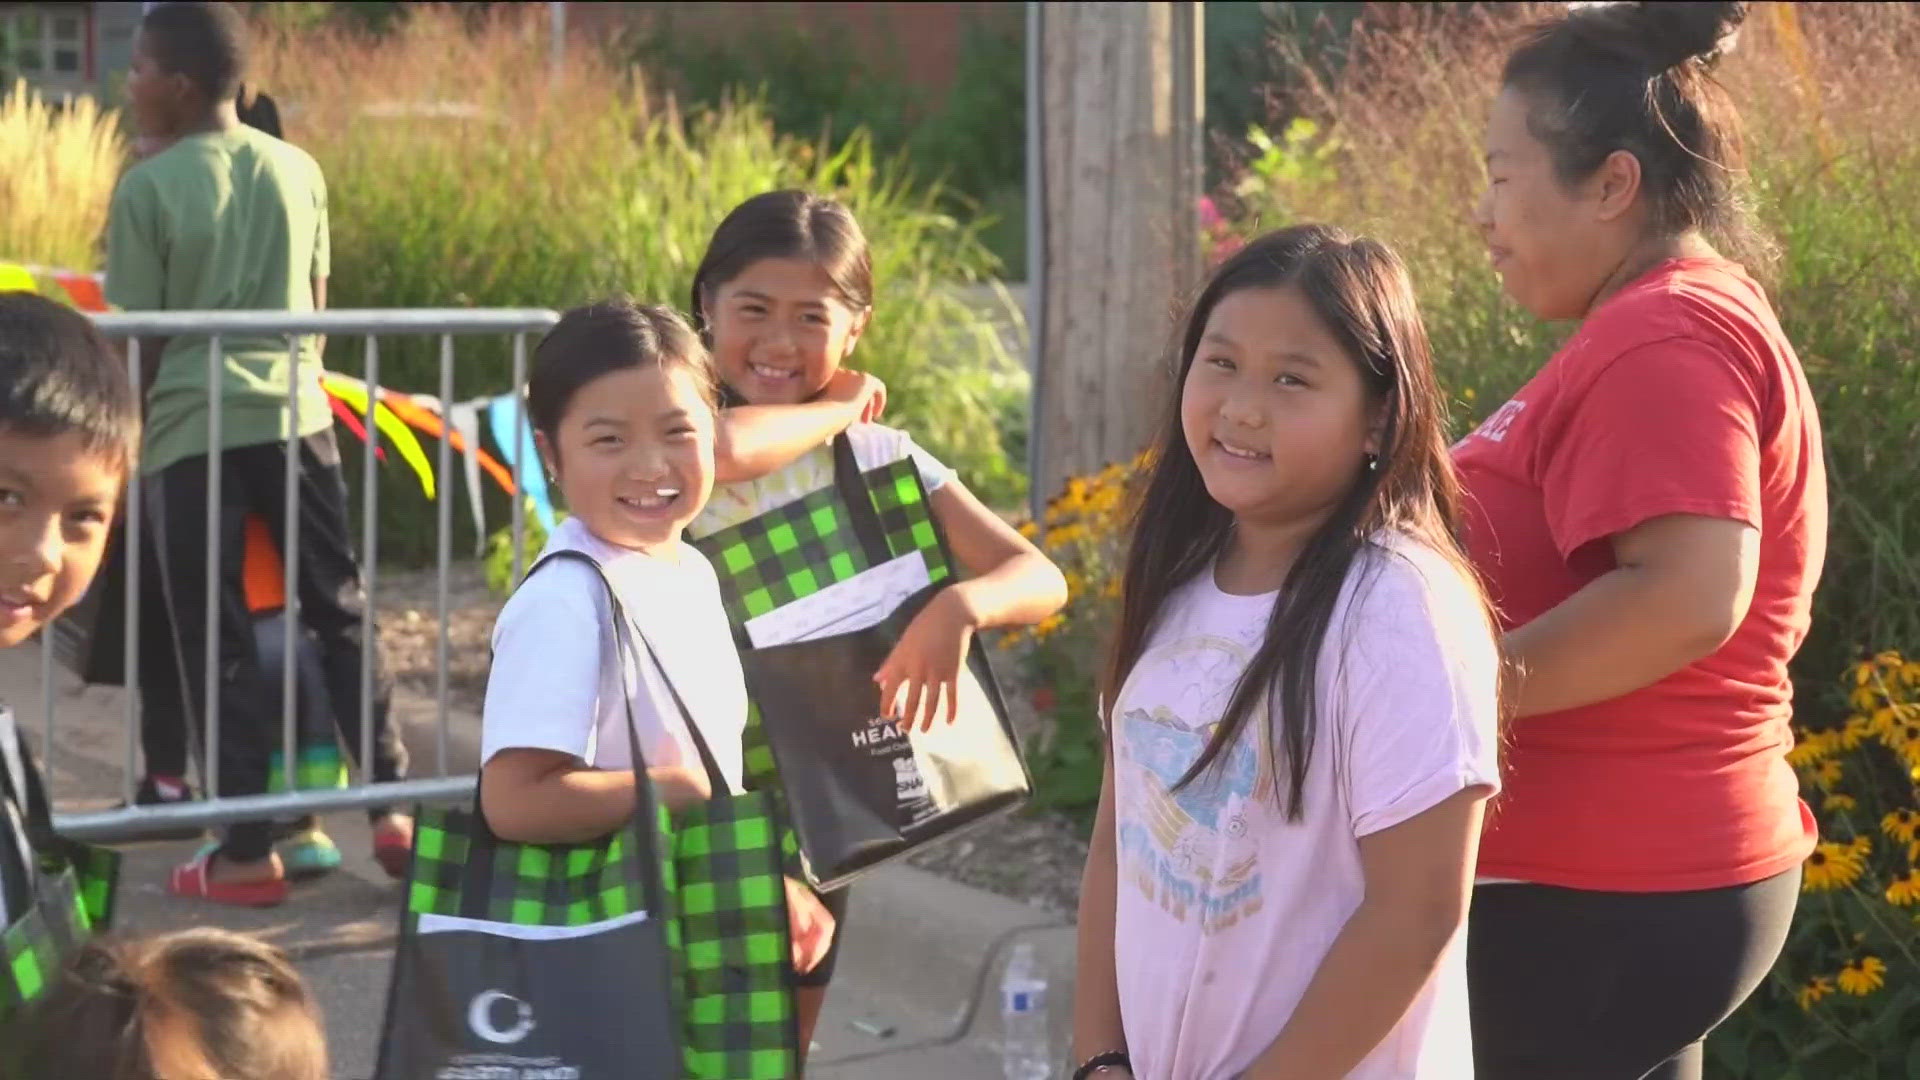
left=250, top=9, right=1025, bottom=563
left=0, top=79, right=124, bottom=271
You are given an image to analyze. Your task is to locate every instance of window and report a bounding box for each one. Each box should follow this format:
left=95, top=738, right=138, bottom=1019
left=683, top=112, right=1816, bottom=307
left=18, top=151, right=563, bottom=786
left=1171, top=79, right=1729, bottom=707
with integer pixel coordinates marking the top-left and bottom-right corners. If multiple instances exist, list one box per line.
left=3, top=5, right=91, bottom=80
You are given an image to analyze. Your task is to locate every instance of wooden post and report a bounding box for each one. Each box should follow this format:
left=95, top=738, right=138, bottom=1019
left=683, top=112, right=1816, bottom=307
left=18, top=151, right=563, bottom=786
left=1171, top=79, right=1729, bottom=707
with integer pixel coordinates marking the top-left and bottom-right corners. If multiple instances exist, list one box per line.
left=1029, top=1, right=1204, bottom=516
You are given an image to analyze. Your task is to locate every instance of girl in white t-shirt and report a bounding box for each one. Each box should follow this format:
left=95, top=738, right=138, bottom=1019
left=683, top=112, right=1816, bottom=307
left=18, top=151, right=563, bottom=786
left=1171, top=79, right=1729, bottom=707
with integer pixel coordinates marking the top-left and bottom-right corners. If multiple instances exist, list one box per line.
left=684, top=190, right=1071, bottom=1052
left=1070, top=226, right=1503, bottom=1080
left=478, top=298, right=834, bottom=976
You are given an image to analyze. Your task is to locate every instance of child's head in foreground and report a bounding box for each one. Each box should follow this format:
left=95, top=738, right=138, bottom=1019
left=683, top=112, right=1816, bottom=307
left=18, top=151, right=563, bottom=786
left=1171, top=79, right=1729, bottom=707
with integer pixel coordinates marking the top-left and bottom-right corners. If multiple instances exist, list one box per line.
left=0, top=292, right=139, bottom=648
left=529, top=298, right=721, bottom=555
left=4, top=927, right=327, bottom=1080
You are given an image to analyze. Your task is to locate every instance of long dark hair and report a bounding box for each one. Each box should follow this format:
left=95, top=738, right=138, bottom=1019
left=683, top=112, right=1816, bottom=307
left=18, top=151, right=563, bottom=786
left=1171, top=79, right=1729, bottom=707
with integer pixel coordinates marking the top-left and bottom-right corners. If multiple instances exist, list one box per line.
left=1102, top=224, right=1486, bottom=819
left=687, top=189, right=873, bottom=344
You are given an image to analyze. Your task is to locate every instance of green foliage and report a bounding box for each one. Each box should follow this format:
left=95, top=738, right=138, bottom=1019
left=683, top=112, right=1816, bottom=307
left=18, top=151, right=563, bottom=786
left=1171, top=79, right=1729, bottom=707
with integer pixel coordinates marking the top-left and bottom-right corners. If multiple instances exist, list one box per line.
left=250, top=10, right=1024, bottom=565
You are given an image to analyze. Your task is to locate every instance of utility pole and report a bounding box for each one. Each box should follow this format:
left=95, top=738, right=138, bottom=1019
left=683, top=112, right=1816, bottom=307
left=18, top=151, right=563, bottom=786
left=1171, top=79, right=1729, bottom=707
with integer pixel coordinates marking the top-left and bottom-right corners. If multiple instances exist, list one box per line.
left=1028, top=1, right=1204, bottom=517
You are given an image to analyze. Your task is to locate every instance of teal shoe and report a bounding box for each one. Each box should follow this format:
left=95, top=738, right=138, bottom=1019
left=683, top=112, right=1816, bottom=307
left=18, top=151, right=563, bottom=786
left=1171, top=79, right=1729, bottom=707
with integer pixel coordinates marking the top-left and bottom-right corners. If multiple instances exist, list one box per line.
left=279, top=828, right=342, bottom=881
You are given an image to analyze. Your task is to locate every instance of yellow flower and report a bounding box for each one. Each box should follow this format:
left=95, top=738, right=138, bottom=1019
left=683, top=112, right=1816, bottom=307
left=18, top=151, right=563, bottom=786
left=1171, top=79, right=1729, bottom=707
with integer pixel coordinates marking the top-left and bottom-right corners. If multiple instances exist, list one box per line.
left=1032, top=613, right=1066, bottom=641
left=1812, top=758, right=1844, bottom=790
left=1803, top=840, right=1867, bottom=892
left=1824, top=794, right=1858, bottom=813
left=1911, top=840, right=1920, bottom=864
left=1887, top=719, right=1920, bottom=758
left=1842, top=715, right=1872, bottom=750
left=1836, top=956, right=1887, bottom=996
left=1886, top=870, right=1920, bottom=907
left=1795, top=975, right=1834, bottom=1009
left=1017, top=520, right=1038, bottom=541
left=1884, top=808, right=1920, bottom=845
left=1787, top=729, right=1842, bottom=768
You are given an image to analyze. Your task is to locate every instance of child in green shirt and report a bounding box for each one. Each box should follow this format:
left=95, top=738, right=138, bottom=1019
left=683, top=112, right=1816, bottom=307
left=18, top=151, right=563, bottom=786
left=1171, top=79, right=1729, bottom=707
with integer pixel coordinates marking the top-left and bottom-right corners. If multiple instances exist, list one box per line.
left=106, top=2, right=410, bottom=906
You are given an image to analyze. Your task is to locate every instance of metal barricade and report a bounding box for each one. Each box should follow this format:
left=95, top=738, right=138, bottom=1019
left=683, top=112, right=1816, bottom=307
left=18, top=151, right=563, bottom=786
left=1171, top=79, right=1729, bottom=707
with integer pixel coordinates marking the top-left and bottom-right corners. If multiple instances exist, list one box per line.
left=46, top=309, right=558, bottom=843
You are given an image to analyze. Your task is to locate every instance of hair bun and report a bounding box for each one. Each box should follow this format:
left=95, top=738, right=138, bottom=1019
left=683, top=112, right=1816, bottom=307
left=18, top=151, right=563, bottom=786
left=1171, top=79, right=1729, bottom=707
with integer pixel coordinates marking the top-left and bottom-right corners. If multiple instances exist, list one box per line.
left=1567, top=1, right=1748, bottom=72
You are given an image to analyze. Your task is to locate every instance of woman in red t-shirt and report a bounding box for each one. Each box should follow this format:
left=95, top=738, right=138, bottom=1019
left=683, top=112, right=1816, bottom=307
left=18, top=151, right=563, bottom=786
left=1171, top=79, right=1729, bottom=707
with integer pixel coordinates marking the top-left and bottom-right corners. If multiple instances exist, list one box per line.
left=1454, top=3, right=1825, bottom=1078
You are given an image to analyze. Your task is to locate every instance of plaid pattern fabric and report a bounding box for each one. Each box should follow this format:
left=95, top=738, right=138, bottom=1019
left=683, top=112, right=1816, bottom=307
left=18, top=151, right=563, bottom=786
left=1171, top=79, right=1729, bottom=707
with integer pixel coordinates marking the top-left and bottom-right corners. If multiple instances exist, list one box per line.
left=55, top=843, right=118, bottom=929
left=0, top=869, right=86, bottom=1019
left=672, top=789, right=795, bottom=1079
left=693, top=458, right=951, bottom=791
left=404, top=806, right=652, bottom=927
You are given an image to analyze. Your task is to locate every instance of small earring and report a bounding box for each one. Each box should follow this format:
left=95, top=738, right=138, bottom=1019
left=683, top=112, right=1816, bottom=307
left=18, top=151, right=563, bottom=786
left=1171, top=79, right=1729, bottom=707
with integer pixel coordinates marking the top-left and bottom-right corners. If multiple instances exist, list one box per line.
left=1365, top=454, right=1380, bottom=473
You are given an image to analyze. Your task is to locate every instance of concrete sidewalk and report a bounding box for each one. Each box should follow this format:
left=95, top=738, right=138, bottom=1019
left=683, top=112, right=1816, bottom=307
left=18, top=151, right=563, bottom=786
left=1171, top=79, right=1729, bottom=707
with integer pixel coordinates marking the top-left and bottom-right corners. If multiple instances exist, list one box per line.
left=2, top=642, right=1078, bottom=1078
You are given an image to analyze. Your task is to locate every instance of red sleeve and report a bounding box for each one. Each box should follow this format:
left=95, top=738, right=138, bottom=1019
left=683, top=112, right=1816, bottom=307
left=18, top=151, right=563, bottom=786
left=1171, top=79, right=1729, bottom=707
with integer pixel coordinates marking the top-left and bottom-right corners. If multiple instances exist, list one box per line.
left=1540, top=337, right=1763, bottom=560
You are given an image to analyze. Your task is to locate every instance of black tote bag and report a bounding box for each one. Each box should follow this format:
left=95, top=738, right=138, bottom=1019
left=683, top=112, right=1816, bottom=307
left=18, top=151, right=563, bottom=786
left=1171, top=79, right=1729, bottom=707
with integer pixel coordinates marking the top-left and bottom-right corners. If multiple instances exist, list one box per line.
left=374, top=554, right=686, bottom=1080
left=737, top=438, right=1031, bottom=891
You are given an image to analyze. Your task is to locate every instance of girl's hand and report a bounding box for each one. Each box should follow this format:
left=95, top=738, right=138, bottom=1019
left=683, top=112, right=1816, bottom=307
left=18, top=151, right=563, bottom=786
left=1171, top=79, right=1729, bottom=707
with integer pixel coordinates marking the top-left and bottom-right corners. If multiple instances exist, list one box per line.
left=784, top=878, right=838, bottom=974
left=874, top=588, right=977, bottom=732
left=822, top=369, right=887, bottom=424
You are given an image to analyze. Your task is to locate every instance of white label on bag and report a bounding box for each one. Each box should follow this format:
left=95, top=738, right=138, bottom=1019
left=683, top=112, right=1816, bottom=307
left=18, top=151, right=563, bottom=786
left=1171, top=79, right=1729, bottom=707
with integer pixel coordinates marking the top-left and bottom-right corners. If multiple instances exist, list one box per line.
left=742, top=550, right=931, bottom=649
left=415, top=908, right=649, bottom=941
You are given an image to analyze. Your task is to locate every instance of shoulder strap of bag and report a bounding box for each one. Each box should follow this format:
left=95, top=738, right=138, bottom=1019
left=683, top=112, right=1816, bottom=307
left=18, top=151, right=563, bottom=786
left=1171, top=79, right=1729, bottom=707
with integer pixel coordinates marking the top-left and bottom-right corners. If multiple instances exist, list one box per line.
left=831, top=432, right=894, bottom=567
left=533, top=550, right=731, bottom=799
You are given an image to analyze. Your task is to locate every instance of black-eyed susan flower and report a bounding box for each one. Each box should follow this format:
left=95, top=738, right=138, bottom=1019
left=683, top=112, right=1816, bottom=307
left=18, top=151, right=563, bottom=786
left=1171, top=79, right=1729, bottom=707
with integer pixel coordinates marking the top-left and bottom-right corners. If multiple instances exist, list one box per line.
left=1804, top=840, right=1867, bottom=892
left=1886, top=870, right=1920, bottom=907
left=1824, top=794, right=1858, bottom=813
left=1796, top=975, right=1834, bottom=1009
left=1842, top=715, right=1871, bottom=750
left=1884, top=809, right=1920, bottom=846
left=1788, top=729, right=1843, bottom=769
left=1837, top=956, right=1887, bottom=996
left=1812, top=758, right=1845, bottom=790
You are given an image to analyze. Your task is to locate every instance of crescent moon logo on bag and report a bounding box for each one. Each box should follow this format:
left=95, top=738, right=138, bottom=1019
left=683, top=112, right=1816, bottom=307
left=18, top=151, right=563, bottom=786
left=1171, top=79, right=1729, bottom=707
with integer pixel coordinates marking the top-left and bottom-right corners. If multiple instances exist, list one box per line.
left=468, top=989, right=536, bottom=1044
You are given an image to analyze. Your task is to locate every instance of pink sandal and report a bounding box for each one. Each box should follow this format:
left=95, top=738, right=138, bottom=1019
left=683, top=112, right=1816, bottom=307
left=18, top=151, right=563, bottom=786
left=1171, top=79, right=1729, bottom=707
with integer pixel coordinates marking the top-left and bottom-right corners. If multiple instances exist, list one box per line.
left=168, top=849, right=289, bottom=908
left=372, top=816, right=414, bottom=881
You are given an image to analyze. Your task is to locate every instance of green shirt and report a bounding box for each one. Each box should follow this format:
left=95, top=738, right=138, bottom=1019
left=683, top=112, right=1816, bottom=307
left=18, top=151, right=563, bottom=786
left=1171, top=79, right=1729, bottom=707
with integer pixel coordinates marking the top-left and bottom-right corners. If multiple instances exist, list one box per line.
left=105, top=126, right=333, bottom=476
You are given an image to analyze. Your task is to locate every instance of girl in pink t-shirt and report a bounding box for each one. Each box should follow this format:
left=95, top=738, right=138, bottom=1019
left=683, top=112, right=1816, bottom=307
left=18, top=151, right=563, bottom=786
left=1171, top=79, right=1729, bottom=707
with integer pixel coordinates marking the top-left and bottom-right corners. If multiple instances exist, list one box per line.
left=1070, top=225, right=1502, bottom=1080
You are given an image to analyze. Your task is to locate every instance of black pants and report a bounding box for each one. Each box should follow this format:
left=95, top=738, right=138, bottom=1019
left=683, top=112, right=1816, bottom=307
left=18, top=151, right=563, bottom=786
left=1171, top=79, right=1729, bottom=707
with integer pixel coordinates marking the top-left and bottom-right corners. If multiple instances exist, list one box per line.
left=153, top=431, right=406, bottom=861
left=1469, top=867, right=1801, bottom=1080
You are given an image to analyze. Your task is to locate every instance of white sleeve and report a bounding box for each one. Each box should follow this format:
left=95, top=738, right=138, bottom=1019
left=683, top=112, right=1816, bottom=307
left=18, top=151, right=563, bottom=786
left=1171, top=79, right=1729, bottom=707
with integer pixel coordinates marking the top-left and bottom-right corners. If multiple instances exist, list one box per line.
left=480, top=558, right=612, bottom=767
left=1332, top=551, right=1502, bottom=839
left=849, top=423, right=955, bottom=493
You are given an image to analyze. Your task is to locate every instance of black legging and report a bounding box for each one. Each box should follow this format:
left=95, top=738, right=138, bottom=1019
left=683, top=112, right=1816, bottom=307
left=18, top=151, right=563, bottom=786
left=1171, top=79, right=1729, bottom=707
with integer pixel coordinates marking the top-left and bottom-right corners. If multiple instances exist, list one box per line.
left=154, top=431, right=406, bottom=861
left=1468, top=867, right=1800, bottom=1080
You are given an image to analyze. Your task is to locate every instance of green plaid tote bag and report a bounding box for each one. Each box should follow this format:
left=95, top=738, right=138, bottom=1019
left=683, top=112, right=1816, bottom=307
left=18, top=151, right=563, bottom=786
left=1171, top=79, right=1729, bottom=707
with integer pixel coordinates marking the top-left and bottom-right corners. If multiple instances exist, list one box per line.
left=0, top=705, right=120, bottom=1024
left=691, top=435, right=1029, bottom=891
left=375, top=551, right=799, bottom=1080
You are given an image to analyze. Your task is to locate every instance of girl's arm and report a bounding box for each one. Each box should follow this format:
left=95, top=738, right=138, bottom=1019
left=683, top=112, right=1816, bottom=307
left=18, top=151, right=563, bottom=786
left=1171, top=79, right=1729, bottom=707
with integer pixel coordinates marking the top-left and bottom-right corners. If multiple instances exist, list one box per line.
left=1241, top=788, right=1487, bottom=1080
left=1071, top=750, right=1132, bottom=1076
left=1504, top=514, right=1758, bottom=718
left=479, top=748, right=709, bottom=844
left=713, top=370, right=886, bottom=484
left=875, top=480, right=1070, bottom=729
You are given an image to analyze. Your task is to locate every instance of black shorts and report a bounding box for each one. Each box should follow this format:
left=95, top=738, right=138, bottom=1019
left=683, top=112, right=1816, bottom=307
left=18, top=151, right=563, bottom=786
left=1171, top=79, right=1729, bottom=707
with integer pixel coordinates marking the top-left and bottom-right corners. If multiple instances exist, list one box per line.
left=792, top=884, right=851, bottom=989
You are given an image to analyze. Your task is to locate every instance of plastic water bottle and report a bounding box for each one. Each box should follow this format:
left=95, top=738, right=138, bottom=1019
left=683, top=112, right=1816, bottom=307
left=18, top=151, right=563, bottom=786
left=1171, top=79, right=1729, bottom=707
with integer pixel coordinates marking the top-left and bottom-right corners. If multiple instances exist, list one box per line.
left=1000, top=940, right=1051, bottom=1080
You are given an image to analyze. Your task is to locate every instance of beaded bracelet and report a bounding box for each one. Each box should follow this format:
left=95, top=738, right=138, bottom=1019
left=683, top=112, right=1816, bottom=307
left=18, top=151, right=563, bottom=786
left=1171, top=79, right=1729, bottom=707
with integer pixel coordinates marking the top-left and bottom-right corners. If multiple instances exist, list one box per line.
left=1072, top=1049, right=1132, bottom=1080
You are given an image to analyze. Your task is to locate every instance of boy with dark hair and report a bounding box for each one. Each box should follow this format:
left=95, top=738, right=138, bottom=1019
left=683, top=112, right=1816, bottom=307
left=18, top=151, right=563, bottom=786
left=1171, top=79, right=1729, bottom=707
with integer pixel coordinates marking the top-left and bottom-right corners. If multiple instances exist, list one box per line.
left=107, top=1, right=411, bottom=907
left=0, top=293, right=139, bottom=651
